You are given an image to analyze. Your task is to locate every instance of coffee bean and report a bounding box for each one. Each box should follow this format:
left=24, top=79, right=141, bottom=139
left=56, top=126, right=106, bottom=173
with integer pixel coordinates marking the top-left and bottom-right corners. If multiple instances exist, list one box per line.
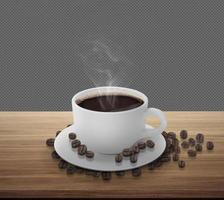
left=148, top=163, right=156, bottom=170
left=55, top=130, right=61, bottom=137
left=195, top=143, right=203, bottom=152
left=86, top=151, right=94, bottom=158
left=167, top=132, right=176, bottom=139
left=66, top=164, right=76, bottom=174
left=138, top=141, right=146, bottom=149
left=196, top=133, right=204, bottom=143
left=162, top=131, right=168, bottom=138
left=85, top=170, right=100, bottom=177
left=67, top=124, right=72, bottom=127
left=71, top=139, right=81, bottom=148
left=160, top=155, right=171, bottom=162
left=181, top=141, right=189, bottom=149
left=180, top=130, right=188, bottom=139
left=122, top=148, right=132, bottom=157
left=76, top=167, right=84, bottom=173
left=51, top=151, right=60, bottom=159
left=188, top=149, right=197, bottom=157
left=115, top=154, right=123, bottom=163
left=207, top=141, right=214, bottom=150
left=132, top=168, right=141, bottom=177
left=68, top=132, right=76, bottom=140
left=188, top=138, right=196, bottom=147
left=173, top=153, right=179, bottom=161
left=173, top=138, right=179, bottom=147
left=178, top=160, right=186, bottom=168
left=132, top=145, right=140, bottom=154
left=78, top=145, right=87, bottom=156
left=146, top=140, right=155, bottom=148
left=154, top=161, right=163, bottom=168
left=101, top=172, right=112, bottom=180
left=115, top=170, right=125, bottom=176
left=46, top=138, right=55, bottom=147
left=174, top=146, right=181, bottom=154
left=130, top=154, right=138, bottom=163
left=58, top=159, right=68, bottom=169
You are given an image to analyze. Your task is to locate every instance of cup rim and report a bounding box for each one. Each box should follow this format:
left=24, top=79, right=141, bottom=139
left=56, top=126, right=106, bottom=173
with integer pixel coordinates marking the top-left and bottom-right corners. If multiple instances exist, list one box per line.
left=72, top=86, right=148, bottom=114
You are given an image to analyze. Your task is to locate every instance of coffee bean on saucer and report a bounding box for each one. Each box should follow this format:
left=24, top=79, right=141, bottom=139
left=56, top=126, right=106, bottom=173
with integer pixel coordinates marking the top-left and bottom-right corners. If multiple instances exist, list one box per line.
left=196, top=133, right=204, bottom=143
left=167, top=132, right=176, bottom=139
left=46, top=138, right=55, bottom=147
left=146, top=140, right=155, bottom=148
left=173, top=153, right=179, bottom=161
left=66, top=164, right=76, bottom=174
left=51, top=150, right=60, bottom=159
left=115, top=154, right=123, bottom=163
left=180, top=130, right=188, bottom=139
left=138, top=141, right=146, bottom=150
left=67, top=124, right=72, bottom=127
left=181, top=141, right=189, bottom=149
left=130, top=154, right=138, bottom=163
left=71, top=139, right=81, bottom=148
left=86, top=151, right=94, bottom=158
left=132, top=168, right=141, bottom=177
left=58, top=159, right=68, bottom=169
left=132, top=145, right=140, bottom=154
left=195, top=143, right=203, bottom=152
left=188, top=149, right=197, bottom=157
left=78, top=145, right=87, bottom=156
left=101, top=172, right=112, bottom=180
left=122, top=148, right=132, bottom=157
left=115, top=170, right=125, bottom=176
left=68, top=132, right=76, bottom=140
left=188, top=138, right=196, bottom=147
left=55, top=130, right=61, bottom=137
left=207, top=141, right=214, bottom=150
left=178, top=160, right=186, bottom=168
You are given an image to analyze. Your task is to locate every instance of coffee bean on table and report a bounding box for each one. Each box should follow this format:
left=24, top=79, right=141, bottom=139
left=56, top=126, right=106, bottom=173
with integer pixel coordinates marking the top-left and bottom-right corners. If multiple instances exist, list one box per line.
left=66, top=164, right=76, bottom=174
left=160, top=155, right=171, bottom=162
left=101, top=172, right=112, bottom=180
left=78, top=145, right=87, bottom=156
left=68, top=132, right=76, bottom=140
left=167, top=132, right=176, bottom=139
left=51, top=151, right=60, bottom=159
left=86, top=151, right=94, bottom=158
left=188, top=149, right=197, bottom=157
left=132, top=145, right=140, bottom=154
left=71, top=139, right=81, bottom=148
left=138, top=141, right=146, bottom=150
left=181, top=141, right=189, bottom=149
left=148, top=163, right=156, bottom=170
left=76, top=166, right=84, bottom=173
left=132, top=168, right=141, bottom=177
left=146, top=140, right=155, bottom=148
left=115, top=154, right=123, bottom=163
left=115, top=170, right=125, bottom=176
left=130, top=154, right=138, bottom=163
left=174, top=146, right=181, bottom=154
left=58, top=159, right=68, bottom=169
left=207, top=141, right=214, bottom=150
left=180, top=130, right=188, bottom=139
left=196, top=133, right=204, bottom=143
left=46, top=138, right=55, bottom=147
left=173, top=153, right=179, bottom=161
left=55, top=130, right=61, bottom=137
left=122, top=148, right=132, bottom=157
left=188, top=138, right=196, bottom=147
left=195, top=143, right=203, bottom=152
left=178, top=160, right=186, bottom=168
left=155, top=161, right=163, bottom=168
left=85, top=170, right=100, bottom=177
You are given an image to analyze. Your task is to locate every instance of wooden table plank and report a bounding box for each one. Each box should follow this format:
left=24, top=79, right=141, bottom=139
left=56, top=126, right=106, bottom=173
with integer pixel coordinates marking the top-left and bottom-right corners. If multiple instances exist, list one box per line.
left=0, top=112, right=223, bottom=198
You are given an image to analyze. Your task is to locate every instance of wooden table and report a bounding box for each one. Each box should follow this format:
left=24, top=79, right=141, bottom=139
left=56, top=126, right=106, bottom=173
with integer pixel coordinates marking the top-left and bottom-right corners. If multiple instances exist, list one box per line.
left=0, top=112, right=223, bottom=198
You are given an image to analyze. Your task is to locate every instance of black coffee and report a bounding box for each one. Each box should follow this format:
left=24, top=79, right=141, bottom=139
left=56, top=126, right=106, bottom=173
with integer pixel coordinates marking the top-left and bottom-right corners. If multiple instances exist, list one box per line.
left=77, top=95, right=144, bottom=112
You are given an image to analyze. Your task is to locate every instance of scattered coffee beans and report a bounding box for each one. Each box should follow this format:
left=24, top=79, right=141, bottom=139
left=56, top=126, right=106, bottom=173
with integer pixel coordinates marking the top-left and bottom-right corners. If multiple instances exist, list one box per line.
left=68, top=132, right=76, bottom=140
left=173, top=153, right=179, bottom=161
left=196, top=133, right=204, bottom=143
left=101, top=172, right=112, bottom=180
left=178, top=160, right=185, bottom=168
left=138, top=141, right=146, bottom=150
left=115, top=170, right=125, bottom=176
left=130, top=154, right=138, bottom=163
left=132, top=168, right=141, bottom=177
left=71, top=139, right=81, bottom=148
left=51, top=150, right=60, bottom=159
left=188, top=149, right=197, bottom=157
left=195, top=143, right=203, bottom=152
left=146, top=140, right=155, bottom=148
left=188, top=138, right=196, bottom=147
left=78, top=145, right=87, bottom=156
left=122, top=148, right=132, bottom=157
left=67, top=164, right=76, bottom=174
left=180, top=130, right=188, bottom=139
left=58, top=159, right=68, bottom=169
left=115, top=154, right=123, bottom=163
left=207, top=141, right=214, bottom=150
left=167, top=132, right=176, bottom=139
left=46, top=138, right=55, bottom=147
left=86, top=151, right=94, bottom=158
left=55, top=130, right=61, bottom=137
left=181, top=141, right=189, bottom=149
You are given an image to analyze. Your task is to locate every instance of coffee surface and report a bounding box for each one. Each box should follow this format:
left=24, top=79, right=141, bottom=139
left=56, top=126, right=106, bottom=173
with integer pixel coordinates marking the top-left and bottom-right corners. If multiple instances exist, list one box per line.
left=77, top=95, right=144, bottom=112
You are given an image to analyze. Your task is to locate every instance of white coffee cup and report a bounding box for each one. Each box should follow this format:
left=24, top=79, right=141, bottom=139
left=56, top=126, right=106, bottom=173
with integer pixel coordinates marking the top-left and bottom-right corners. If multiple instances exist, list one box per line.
left=72, top=86, right=167, bottom=154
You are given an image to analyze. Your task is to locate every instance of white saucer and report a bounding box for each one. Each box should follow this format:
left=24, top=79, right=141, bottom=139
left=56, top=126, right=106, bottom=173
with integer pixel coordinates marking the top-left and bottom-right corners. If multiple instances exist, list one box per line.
left=54, top=124, right=166, bottom=171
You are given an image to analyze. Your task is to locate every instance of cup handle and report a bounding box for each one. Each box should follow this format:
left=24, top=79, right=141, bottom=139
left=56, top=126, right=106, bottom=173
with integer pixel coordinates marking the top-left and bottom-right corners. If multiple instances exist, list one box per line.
left=142, top=108, right=167, bottom=137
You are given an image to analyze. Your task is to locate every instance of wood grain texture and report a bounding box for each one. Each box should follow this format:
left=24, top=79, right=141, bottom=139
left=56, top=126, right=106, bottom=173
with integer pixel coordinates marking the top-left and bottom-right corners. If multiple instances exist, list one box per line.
left=0, top=112, right=223, bottom=198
